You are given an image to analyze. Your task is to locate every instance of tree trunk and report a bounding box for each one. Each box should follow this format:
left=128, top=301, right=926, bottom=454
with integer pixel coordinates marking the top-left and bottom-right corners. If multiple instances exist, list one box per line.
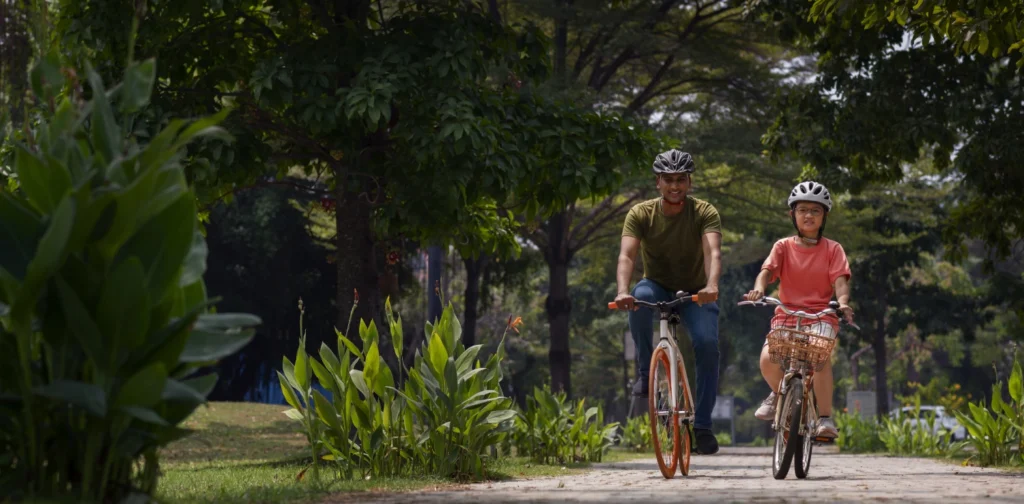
left=462, top=255, right=487, bottom=348
left=427, top=245, right=443, bottom=323
left=553, top=0, right=570, bottom=82
left=334, top=183, right=392, bottom=368
left=872, top=283, right=889, bottom=419
left=545, top=210, right=573, bottom=396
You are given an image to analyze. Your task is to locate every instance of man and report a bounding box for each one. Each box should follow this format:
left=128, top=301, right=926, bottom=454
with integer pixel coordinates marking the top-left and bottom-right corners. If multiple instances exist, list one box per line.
left=615, top=148, right=723, bottom=455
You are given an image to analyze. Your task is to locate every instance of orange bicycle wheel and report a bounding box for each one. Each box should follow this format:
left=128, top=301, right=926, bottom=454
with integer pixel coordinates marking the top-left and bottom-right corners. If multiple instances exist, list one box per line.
left=649, top=347, right=680, bottom=479
left=676, top=354, right=693, bottom=476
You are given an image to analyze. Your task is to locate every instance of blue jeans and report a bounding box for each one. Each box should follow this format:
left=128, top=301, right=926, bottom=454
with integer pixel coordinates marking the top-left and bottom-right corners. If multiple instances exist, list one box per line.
left=629, top=278, right=720, bottom=430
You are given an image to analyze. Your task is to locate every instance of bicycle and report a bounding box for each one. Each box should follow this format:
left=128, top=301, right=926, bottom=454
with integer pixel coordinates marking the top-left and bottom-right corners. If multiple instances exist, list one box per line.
left=737, top=296, right=859, bottom=480
left=608, top=290, right=716, bottom=479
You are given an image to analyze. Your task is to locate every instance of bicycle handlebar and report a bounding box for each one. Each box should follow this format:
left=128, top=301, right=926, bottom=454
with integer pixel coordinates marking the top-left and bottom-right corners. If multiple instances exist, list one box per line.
left=738, top=296, right=860, bottom=330
left=607, top=291, right=717, bottom=311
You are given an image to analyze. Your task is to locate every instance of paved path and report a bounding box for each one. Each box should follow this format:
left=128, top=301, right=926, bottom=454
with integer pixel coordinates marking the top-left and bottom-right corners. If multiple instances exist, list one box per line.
left=360, top=447, right=1024, bottom=503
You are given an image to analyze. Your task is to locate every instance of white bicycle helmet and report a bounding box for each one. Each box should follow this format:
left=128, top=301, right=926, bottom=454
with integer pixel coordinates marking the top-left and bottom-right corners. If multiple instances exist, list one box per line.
left=787, top=181, right=833, bottom=212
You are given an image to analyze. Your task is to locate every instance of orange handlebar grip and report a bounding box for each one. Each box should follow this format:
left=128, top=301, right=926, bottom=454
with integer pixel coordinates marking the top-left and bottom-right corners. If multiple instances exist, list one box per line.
left=608, top=301, right=618, bottom=310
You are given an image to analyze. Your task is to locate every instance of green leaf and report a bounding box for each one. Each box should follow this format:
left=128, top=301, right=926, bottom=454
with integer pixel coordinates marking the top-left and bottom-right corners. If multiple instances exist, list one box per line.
left=179, top=229, right=208, bottom=287
left=364, top=343, right=380, bottom=385
left=183, top=373, right=218, bottom=398
left=194, top=313, right=261, bottom=330
left=335, top=329, right=363, bottom=360
left=33, top=380, right=107, bottom=417
left=16, top=196, right=75, bottom=322
left=115, top=193, right=195, bottom=302
left=55, top=277, right=106, bottom=370
left=278, top=371, right=302, bottom=410
left=117, top=362, right=168, bottom=408
left=86, top=66, right=122, bottom=165
left=179, top=327, right=254, bottom=362
left=97, top=257, right=151, bottom=356
left=455, top=344, right=483, bottom=374
left=485, top=409, right=516, bottom=424
left=161, top=378, right=207, bottom=404
left=350, top=370, right=370, bottom=398
left=427, top=331, right=448, bottom=378
left=319, top=342, right=340, bottom=373
left=0, top=192, right=44, bottom=280
left=283, top=408, right=304, bottom=421
left=1009, top=360, right=1022, bottom=404
left=119, top=406, right=169, bottom=426
left=310, top=359, right=336, bottom=395
left=313, top=389, right=342, bottom=432
left=121, top=58, right=157, bottom=112
left=295, top=342, right=310, bottom=391
left=13, top=144, right=71, bottom=214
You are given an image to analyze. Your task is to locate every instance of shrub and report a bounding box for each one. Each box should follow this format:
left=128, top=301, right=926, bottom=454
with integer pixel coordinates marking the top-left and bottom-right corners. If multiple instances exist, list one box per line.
left=0, top=56, right=259, bottom=501
left=618, top=414, right=652, bottom=453
left=955, top=359, right=1023, bottom=467
left=834, top=411, right=885, bottom=453
left=879, top=400, right=961, bottom=458
left=279, top=300, right=517, bottom=481
left=513, top=386, right=619, bottom=464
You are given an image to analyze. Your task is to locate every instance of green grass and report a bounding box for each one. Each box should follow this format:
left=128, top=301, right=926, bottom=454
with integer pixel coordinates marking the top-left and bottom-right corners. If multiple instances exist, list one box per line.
left=155, top=401, right=647, bottom=503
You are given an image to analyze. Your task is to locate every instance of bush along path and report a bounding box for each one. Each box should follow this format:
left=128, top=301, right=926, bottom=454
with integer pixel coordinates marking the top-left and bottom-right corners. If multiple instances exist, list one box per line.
left=279, top=298, right=521, bottom=483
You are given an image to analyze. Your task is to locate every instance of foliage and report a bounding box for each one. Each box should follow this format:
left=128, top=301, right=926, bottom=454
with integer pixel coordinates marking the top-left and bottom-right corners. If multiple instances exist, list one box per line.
left=513, top=386, right=620, bottom=464
left=880, top=400, right=962, bottom=457
left=808, top=0, right=1024, bottom=67
left=618, top=413, right=652, bottom=453
left=0, top=56, right=259, bottom=501
left=896, top=378, right=968, bottom=415
left=834, top=411, right=886, bottom=453
left=955, top=358, right=1023, bottom=466
left=754, top=0, right=1024, bottom=265
left=278, top=299, right=517, bottom=481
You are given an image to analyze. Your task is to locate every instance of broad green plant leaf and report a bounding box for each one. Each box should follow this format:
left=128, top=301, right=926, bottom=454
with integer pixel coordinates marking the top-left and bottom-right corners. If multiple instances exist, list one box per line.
left=34, top=380, right=107, bottom=417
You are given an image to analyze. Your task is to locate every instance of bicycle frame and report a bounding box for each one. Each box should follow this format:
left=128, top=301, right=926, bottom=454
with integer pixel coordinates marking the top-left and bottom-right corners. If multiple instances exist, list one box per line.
left=653, top=310, right=696, bottom=427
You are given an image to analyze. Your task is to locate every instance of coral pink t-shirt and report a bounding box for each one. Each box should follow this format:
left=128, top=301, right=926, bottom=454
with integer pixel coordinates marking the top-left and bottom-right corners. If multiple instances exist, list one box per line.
left=761, top=237, right=851, bottom=329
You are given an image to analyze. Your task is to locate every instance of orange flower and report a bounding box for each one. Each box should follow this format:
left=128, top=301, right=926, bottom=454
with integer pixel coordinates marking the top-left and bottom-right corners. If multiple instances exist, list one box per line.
left=507, top=315, right=523, bottom=333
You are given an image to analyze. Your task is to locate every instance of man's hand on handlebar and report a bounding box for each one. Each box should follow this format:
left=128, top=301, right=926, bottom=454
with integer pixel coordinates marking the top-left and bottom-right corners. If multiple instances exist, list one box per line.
left=614, top=292, right=637, bottom=311
left=696, top=285, right=719, bottom=305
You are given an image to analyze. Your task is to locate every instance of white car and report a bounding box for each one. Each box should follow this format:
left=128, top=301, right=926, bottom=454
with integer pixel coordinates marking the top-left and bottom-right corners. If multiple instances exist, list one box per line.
left=889, top=405, right=967, bottom=441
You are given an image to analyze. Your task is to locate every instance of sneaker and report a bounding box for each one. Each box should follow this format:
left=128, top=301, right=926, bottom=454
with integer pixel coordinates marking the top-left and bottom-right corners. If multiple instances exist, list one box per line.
left=816, top=416, right=838, bottom=438
left=631, top=376, right=648, bottom=398
left=694, top=428, right=719, bottom=455
left=754, top=392, right=777, bottom=421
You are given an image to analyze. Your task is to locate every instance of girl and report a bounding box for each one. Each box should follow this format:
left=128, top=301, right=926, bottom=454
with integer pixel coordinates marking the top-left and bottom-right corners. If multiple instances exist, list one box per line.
left=744, top=181, right=854, bottom=439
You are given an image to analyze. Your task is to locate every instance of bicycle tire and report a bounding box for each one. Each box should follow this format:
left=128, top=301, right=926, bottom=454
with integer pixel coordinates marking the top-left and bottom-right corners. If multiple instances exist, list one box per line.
left=772, top=379, right=803, bottom=480
left=649, top=347, right=679, bottom=479
left=676, top=354, right=693, bottom=476
left=794, top=387, right=814, bottom=479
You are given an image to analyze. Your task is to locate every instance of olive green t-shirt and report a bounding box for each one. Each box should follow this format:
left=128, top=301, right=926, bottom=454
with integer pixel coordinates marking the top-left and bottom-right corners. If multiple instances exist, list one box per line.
left=622, top=197, right=722, bottom=293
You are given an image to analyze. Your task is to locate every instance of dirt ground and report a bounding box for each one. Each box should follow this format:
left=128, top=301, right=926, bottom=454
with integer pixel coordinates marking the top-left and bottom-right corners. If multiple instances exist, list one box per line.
left=356, top=447, right=1024, bottom=503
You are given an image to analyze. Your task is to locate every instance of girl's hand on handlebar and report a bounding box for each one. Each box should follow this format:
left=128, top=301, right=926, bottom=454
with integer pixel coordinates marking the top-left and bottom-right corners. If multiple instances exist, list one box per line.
left=744, top=289, right=764, bottom=302
left=839, top=303, right=855, bottom=324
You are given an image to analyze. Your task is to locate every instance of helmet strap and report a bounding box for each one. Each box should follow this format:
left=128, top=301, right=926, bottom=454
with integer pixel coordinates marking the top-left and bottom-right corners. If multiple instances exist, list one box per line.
left=790, top=211, right=826, bottom=245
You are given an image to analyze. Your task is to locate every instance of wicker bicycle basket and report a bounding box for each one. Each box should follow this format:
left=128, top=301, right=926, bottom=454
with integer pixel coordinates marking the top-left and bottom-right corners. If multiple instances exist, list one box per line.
left=766, top=314, right=839, bottom=371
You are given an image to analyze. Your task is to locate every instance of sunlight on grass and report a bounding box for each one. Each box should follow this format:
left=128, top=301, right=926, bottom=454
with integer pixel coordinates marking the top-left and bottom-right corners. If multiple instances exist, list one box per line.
left=156, top=402, right=641, bottom=503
